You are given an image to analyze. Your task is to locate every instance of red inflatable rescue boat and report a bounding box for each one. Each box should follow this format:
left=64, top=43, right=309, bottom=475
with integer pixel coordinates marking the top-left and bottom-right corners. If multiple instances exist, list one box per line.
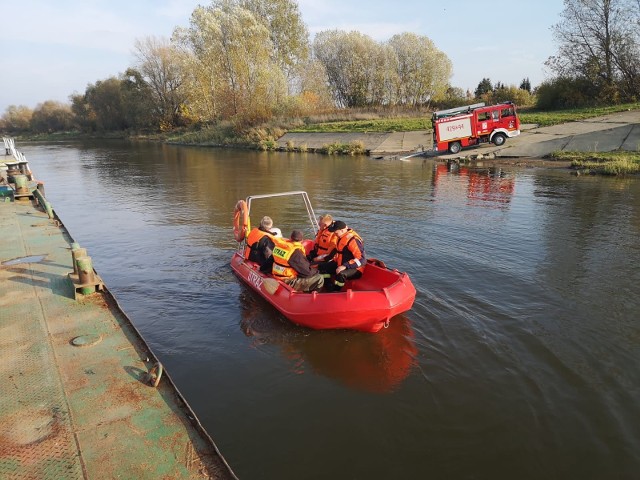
left=230, top=191, right=416, bottom=333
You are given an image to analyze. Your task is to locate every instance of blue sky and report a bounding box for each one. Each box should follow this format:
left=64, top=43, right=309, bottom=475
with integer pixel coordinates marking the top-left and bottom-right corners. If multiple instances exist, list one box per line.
left=0, top=0, right=564, bottom=113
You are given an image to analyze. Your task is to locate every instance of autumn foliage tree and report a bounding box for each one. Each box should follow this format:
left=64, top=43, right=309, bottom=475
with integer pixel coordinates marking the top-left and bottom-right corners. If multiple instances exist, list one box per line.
left=386, top=32, right=452, bottom=107
left=30, top=101, right=74, bottom=133
left=313, top=30, right=451, bottom=108
left=0, top=105, right=33, bottom=132
left=174, top=2, right=287, bottom=125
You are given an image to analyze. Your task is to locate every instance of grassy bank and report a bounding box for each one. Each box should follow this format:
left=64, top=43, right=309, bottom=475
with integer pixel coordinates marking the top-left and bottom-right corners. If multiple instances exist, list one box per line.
left=291, top=117, right=431, bottom=133
left=549, top=150, right=640, bottom=175
left=519, top=102, right=640, bottom=127
left=289, top=102, right=640, bottom=133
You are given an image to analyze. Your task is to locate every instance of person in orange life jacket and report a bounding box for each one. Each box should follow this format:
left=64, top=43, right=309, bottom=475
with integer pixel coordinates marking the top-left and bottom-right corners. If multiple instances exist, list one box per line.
left=307, top=214, right=337, bottom=263
left=318, top=220, right=365, bottom=291
left=272, top=230, right=324, bottom=292
left=245, top=216, right=278, bottom=273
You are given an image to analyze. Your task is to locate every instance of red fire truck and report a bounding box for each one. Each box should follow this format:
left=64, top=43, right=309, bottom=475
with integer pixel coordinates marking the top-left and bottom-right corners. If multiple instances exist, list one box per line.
left=432, top=101, right=520, bottom=154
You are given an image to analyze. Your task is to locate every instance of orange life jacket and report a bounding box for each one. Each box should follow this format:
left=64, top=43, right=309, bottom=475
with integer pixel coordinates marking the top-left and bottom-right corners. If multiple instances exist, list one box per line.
left=336, top=229, right=365, bottom=272
left=244, top=227, right=274, bottom=259
left=272, top=241, right=305, bottom=278
left=314, top=227, right=337, bottom=258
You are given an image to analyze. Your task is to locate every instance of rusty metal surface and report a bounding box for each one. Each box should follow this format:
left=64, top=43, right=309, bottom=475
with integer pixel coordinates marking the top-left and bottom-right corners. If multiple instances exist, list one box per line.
left=0, top=197, right=237, bottom=479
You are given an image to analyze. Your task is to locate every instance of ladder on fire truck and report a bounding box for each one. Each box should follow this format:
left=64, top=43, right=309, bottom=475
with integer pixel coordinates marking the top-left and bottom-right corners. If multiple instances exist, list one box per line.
left=432, top=102, right=486, bottom=120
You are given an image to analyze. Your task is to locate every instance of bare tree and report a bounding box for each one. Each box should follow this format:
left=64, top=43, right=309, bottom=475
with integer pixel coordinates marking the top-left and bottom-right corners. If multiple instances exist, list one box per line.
left=133, top=36, right=188, bottom=127
left=547, top=0, right=640, bottom=100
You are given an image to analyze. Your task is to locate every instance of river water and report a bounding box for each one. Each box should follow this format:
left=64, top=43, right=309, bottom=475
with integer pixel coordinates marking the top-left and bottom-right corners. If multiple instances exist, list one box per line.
left=21, top=140, right=640, bottom=479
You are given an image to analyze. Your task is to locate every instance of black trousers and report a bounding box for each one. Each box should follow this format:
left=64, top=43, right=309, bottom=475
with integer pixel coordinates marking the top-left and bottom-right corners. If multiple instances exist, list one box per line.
left=318, top=260, right=363, bottom=284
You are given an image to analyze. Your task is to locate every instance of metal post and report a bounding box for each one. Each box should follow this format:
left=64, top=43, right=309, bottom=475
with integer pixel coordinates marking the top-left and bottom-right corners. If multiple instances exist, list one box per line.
left=76, top=256, right=96, bottom=294
left=71, top=247, right=86, bottom=275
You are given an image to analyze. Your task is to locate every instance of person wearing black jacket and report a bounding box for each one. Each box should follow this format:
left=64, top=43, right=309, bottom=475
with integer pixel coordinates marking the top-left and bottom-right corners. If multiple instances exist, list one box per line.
left=272, top=230, right=324, bottom=292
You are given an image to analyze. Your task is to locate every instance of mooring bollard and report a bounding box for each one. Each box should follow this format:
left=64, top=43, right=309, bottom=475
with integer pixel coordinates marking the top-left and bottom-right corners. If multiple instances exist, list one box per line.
left=13, top=174, right=29, bottom=194
left=36, top=181, right=45, bottom=197
left=6, top=163, right=20, bottom=183
left=75, top=256, right=96, bottom=294
left=71, top=247, right=87, bottom=275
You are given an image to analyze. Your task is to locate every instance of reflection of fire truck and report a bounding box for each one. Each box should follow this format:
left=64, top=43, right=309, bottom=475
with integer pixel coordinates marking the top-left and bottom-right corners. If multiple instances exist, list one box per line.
left=432, top=163, right=515, bottom=206
left=432, top=102, right=520, bottom=154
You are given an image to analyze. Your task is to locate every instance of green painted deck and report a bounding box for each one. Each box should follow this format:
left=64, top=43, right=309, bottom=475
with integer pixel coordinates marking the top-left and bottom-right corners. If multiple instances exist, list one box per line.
left=0, top=195, right=236, bottom=479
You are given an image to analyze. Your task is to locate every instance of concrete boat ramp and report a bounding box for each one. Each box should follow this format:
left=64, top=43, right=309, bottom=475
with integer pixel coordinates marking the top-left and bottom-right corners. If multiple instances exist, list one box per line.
left=1, top=151, right=236, bottom=478
left=277, top=109, right=640, bottom=159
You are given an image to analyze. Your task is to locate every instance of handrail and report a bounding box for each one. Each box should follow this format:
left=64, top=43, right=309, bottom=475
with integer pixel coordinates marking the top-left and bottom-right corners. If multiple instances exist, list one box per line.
left=245, top=190, right=319, bottom=235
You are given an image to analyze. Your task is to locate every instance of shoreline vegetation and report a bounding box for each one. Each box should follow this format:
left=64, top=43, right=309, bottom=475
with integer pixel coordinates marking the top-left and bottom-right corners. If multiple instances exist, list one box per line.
left=15, top=102, right=640, bottom=175
left=549, top=151, right=640, bottom=175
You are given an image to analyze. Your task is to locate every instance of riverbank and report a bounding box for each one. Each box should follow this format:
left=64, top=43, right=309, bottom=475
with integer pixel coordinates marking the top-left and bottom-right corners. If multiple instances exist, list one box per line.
left=11, top=107, right=640, bottom=173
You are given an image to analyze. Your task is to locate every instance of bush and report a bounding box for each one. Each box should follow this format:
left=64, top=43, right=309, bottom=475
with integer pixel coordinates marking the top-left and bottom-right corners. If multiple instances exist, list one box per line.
left=259, top=139, right=277, bottom=151
left=485, top=86, right=534, bottom=107
left=319, top=140, right=366, bottom=155
left=535, top=77, right=599, bottom=109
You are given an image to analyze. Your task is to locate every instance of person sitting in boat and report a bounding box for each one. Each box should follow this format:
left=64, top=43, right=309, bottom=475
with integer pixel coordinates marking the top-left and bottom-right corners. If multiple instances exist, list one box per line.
left=245, top=216, right=278, bottom=273
left=272, top=230, right=324, bottom=293
left=318, top=220, right=365, bottom=292
left=307, top=214, right=337, bottom=263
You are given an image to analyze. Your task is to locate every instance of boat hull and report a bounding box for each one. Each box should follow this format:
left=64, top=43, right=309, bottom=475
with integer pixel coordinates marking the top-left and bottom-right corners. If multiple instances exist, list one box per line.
left=230, top=252, right=416, bottom=333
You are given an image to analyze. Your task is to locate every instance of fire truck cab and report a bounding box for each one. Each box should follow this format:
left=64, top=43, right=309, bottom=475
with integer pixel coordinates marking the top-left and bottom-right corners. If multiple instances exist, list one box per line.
left=432, top=102, right=520, bottom=154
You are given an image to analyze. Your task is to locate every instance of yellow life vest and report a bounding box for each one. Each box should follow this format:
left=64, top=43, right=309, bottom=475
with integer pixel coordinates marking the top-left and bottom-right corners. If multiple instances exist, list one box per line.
left=272, top=241, right=305, bottom=278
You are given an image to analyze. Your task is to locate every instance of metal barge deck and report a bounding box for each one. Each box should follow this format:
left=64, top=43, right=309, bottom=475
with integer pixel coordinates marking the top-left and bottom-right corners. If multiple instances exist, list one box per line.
left=0, top=172, right=237, bottom=477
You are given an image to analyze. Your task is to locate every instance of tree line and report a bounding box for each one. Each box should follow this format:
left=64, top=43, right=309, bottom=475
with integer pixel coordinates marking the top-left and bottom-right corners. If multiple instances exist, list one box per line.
left=1, top=0, right=639, bottom=135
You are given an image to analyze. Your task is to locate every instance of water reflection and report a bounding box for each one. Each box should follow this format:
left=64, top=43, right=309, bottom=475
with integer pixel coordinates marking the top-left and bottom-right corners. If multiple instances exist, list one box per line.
left=432, top=163, right=516, bottom=207
left=238, top=291, right=417, bottom=393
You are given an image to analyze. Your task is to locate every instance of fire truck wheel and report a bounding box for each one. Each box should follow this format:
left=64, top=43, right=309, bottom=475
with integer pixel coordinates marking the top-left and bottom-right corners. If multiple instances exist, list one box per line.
left=448, top=141, right=461, bottom=154
left=492, top=133, right=506, bottom=146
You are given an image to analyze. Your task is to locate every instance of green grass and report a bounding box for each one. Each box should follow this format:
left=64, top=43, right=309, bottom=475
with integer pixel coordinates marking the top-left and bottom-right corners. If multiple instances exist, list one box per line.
left=290, top=102, right=640, bottom=133
left=291, top=117, right=431, bottom=133
left=549, top=150, right=640, bottom=175
left=518, top=102, right=640, bottom=127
